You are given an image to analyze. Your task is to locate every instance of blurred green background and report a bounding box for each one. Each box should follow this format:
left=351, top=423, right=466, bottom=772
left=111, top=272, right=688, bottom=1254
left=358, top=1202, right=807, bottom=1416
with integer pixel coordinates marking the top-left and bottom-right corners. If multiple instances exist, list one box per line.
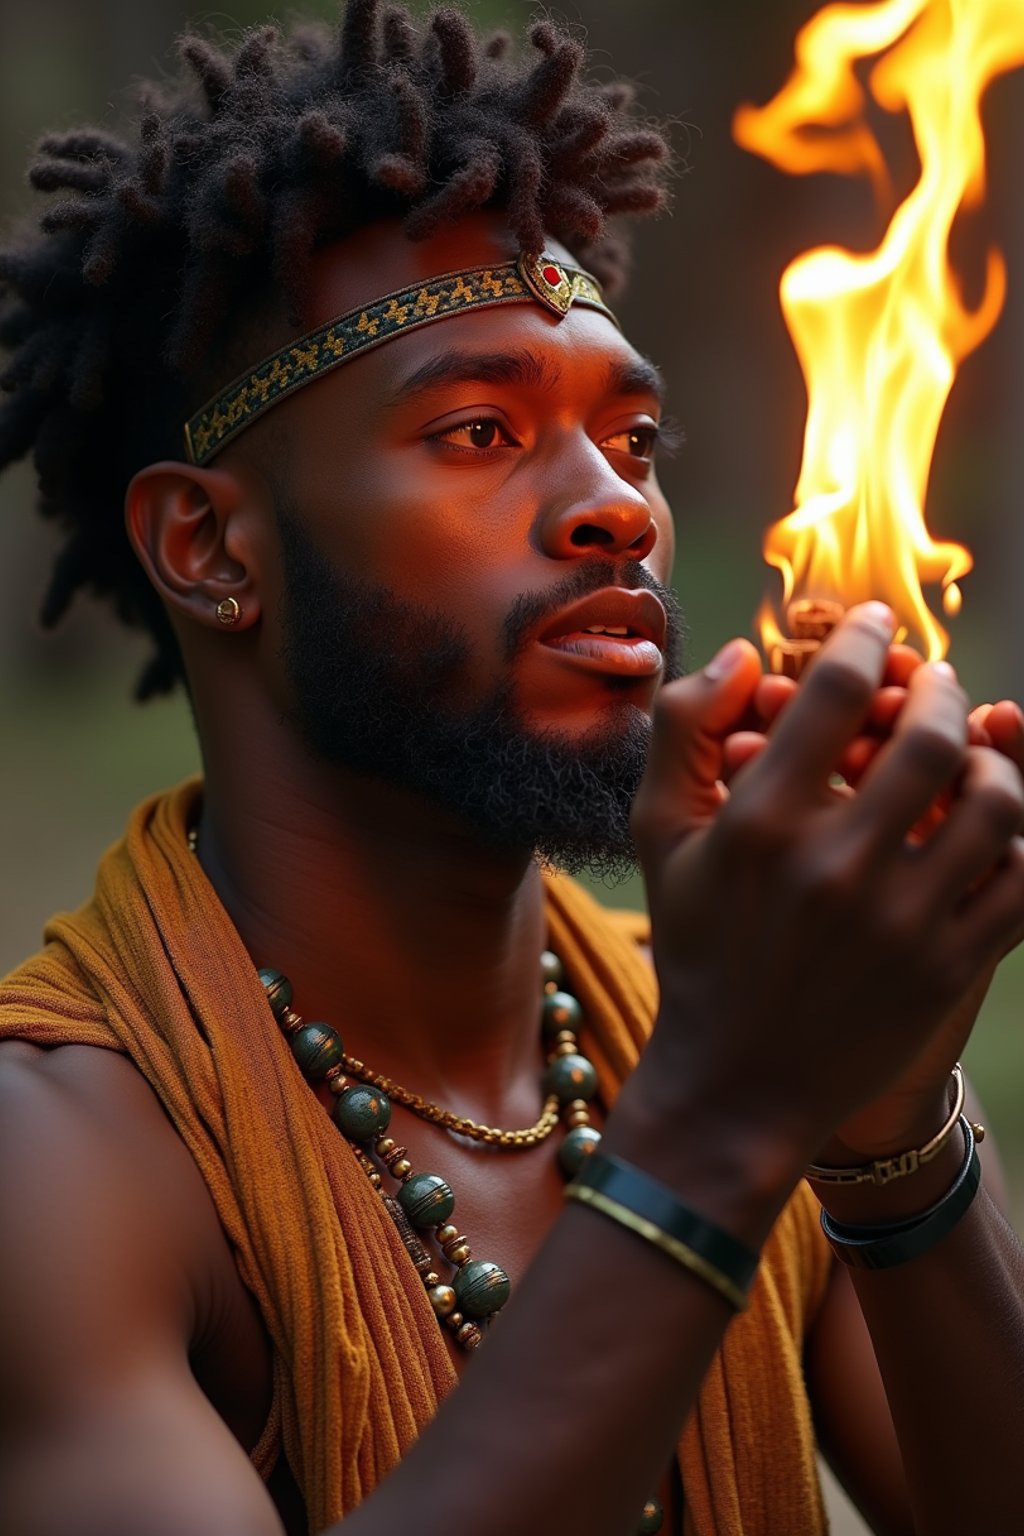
left=2, top=1, right=1023, bottom=1198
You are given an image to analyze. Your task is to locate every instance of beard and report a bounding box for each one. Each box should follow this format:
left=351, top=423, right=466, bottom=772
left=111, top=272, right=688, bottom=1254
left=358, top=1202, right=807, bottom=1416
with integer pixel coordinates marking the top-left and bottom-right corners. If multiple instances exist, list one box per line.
left=276, top=502, right=685, bottom=881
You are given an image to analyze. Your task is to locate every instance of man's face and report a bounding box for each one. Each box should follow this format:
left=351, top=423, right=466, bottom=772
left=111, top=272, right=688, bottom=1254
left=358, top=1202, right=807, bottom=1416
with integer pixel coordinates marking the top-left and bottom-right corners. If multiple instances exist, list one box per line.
left=241, top=213, right=681, bottom=874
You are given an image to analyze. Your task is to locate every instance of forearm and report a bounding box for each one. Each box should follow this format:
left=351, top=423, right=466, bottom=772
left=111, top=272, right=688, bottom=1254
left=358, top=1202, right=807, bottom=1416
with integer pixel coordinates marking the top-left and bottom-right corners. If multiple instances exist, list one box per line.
left=336, top=1072, right=796, bottom=1536
left=826, top=1163, right=1024, bottom=1533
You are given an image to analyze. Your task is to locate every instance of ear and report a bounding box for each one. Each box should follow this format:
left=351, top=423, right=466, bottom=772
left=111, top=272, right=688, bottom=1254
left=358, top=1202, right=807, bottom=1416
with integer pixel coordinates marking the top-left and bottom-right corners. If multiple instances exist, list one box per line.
left=125, top=461, right=261, bottom=630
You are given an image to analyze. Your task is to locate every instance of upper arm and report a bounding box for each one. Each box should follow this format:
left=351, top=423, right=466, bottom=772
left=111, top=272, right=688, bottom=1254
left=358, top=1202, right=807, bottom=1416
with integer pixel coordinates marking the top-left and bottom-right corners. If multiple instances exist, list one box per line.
left=0, top=1042, right=283, bottom=1536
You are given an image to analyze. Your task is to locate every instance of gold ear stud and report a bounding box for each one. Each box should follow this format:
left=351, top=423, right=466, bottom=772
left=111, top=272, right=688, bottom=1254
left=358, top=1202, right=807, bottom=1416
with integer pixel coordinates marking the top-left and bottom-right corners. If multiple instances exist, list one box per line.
left=215, top=596, right=242, bottom=626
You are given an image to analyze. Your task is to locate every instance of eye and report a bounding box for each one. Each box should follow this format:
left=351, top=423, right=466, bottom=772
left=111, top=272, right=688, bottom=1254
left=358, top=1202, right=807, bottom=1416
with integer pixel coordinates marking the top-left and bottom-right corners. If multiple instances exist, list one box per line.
left=429, top=417, right=518, bottom=452
left=601, top=424, right=662, bottom=461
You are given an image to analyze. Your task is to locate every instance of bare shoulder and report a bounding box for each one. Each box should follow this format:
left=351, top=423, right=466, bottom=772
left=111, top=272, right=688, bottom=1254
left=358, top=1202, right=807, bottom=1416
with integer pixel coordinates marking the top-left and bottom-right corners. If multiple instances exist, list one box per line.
left=0, top=1040, right=281, bottom=1536
left=0, top=1038, right=220, bottom=1315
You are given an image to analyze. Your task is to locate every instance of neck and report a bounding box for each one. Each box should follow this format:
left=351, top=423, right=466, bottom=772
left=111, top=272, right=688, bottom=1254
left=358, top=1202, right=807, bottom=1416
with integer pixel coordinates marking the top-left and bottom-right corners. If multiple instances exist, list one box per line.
left=196, top=737, right=550, bottom=1122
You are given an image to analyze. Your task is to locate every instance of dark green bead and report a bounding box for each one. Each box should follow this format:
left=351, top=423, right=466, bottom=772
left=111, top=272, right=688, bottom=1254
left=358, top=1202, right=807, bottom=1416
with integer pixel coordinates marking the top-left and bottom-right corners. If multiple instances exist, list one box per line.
left=397, top=1172, right=455, bottom=1229
left=453, top=1259, right=511, bottom=1319
left=544, top=1052, right=598, bottom=1103
left=258, top=967, right=293, bottom=1018
left=636, top=1498, right=664, bottom=1534
left=558, top=1125, right=602, bottom=1177
left=541, top=989, right=583, bottom=1036
left=540, top=950, right=563, bottom=988
left=332, top=1085, right=391, bottom=1141
left=290, top=1022, right=344, bottom=1079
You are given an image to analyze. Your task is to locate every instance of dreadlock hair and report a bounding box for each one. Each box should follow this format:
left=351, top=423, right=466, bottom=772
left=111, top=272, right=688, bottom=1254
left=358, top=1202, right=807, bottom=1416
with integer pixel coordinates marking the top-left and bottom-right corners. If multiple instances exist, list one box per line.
left=0, top=1, right=672, bottom=699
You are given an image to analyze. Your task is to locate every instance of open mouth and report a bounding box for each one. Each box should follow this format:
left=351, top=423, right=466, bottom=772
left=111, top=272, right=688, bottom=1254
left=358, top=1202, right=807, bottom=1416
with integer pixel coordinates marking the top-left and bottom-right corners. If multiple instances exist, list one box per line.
left=538, top=591, right=666, bottom=677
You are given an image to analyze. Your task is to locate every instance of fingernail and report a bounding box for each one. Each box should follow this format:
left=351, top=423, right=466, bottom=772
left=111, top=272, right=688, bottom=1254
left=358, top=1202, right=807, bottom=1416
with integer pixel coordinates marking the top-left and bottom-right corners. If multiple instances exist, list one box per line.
left=704, top=638, right=747, bottom=681
left=859, top=600, right=896, bottom=632
left=931, top=660, right=957, bottom=680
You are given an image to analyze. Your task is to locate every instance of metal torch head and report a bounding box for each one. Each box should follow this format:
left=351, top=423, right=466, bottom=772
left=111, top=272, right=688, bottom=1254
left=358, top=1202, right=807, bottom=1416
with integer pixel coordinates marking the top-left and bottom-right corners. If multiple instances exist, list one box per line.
left=768, top=598, right=845, bottom=679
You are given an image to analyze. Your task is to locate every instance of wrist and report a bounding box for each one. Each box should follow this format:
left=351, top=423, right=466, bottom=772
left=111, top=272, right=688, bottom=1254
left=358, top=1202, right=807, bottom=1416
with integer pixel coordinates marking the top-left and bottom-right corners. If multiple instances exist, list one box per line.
left=814, top=1129, right=967, bottom=1225
left=811, top=1068, right=978, bottom=1226
left=818, top=1080, right=954, bottom=1167
left=607, top=1047, right=806, bottom=1250
left=820, top=1119, right=983, bottom=1269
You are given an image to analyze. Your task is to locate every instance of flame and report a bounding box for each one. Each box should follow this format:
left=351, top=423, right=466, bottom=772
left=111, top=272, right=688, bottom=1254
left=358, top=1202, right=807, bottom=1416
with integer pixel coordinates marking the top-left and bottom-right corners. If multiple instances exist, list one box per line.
left=734, top=0, right=1024, bottom=659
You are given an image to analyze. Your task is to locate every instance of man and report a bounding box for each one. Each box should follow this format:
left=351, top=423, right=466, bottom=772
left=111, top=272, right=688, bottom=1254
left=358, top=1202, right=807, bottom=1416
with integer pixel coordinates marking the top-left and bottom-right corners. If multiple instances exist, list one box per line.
left=1, top=6, right=1024, bottom=1534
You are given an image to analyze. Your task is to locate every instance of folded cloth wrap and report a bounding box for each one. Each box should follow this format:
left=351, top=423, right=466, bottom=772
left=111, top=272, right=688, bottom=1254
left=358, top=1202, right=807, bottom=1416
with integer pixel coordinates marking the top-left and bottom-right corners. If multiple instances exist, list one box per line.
left=0, top=780, right=830, bottom=1535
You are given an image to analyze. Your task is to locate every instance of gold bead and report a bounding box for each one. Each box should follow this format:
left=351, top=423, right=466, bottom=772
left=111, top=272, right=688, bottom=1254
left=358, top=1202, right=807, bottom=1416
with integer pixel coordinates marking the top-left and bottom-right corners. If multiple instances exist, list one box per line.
left=446, top=1310, right=464, bottom=1330
left=328, top=1074, right=349, bottom=1094
left=423, top=1271, right=440, bottom=1288
left=554, top=1029, right=577, bottom=1047
left=280, top=1008, right=304, bottom=1032
left=391, top=1157, right=412, bottom=1179
left=457, top=1322, right=483, bottom=1348
left=428, top=1284, right=458, bottom=1317
left=567, top=1108, right=591, bottom=1128
left=436, top=1224, right=459, bottom=1246
left=368, top=1171, right=382, bottom=1188
left=555, top=1041, right=577, bottom=1057
left=568, top=1099, right=588, bottom=1114
left=445, top=1242, right=472, bottom=1266
left=377, top=1137, right=396, bottom=1156
left=973, top=1122, right=987, bottom=1144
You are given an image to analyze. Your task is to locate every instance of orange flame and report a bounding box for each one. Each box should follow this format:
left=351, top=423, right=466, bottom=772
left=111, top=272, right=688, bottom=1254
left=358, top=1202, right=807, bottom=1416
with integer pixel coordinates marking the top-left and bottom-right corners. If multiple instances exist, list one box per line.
left=734, top=0, right=1024, bottom=659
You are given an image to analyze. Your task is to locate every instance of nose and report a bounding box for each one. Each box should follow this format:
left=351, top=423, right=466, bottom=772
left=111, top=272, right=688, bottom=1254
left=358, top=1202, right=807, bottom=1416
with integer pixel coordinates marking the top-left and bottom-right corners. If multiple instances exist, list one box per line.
left=536, top=440, right=658, bottom=562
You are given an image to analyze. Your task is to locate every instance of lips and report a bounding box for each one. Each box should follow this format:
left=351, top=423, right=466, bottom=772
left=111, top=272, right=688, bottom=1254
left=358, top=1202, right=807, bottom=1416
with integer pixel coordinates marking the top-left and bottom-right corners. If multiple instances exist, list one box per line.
left=537, top=588, right=667, bottom=678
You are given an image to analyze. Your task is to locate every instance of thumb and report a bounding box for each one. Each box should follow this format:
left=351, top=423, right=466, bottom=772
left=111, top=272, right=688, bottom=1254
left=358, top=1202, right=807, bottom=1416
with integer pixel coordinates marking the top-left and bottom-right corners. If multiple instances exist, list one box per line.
left=632, top=637, right=762, bottom=856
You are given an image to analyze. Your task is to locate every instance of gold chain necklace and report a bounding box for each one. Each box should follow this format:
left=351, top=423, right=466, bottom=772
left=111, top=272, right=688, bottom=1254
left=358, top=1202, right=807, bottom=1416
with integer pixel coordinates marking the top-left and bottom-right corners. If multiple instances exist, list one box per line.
left=185, top=823, right=564, bottom=1147
left=336, top=1053, right=561, bottom=1147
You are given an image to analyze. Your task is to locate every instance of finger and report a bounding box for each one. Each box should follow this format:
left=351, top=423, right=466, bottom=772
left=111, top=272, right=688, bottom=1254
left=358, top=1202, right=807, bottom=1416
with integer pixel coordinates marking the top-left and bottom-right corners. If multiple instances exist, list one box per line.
left=747, top=602, right=896, bottom=803
left=968, top=707, right=994, bottom=748
left=851, top=679, right=978, bottom=742
left=844, top=661, right=968, bottom=852
left=952, top=835, right=1024, bottom=969
left=836, top=736, right=882, bottom=783
left=752, top=674, right=797, bottom=727
left=632, top=638, right=763, bottom=849
left=866, top=686, right=907, bottom=734
left=984, top=700, right=1024, bottom=767
left=722, top=731, right=769, bottom=778
left=917, top=746, right=1024, bottom=899
left=882, top=643, right=924, bottom=688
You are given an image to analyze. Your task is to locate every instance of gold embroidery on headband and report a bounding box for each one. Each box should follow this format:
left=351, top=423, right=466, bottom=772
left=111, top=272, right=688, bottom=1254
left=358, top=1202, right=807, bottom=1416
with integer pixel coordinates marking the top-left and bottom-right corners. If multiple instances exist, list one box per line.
left=183, top=256, right=617, bottom=466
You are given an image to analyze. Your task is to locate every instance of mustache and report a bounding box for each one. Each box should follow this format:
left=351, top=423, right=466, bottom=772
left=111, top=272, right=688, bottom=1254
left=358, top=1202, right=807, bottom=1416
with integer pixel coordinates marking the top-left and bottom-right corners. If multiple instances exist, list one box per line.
left=503, top=558, right=685, bottom=665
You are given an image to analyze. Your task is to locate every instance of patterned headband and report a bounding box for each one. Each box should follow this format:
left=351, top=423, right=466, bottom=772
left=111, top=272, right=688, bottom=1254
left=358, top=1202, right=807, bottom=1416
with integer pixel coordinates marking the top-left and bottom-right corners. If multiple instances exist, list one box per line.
left=183, top=251, right=618, bottom=466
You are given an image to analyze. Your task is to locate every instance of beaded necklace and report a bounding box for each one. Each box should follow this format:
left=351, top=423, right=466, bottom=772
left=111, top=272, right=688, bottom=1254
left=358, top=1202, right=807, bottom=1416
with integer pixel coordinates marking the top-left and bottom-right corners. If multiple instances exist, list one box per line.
left=256, top=948, right=601, bottom=1351
left=258, top=953, right=665, bottom=1536
left=186, top=824, right=664, bottom=1532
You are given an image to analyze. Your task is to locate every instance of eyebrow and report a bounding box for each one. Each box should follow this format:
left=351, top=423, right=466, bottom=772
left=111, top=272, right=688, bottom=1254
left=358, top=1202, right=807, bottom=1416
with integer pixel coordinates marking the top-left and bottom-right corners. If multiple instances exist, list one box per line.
left=386, top=346, right=666, bottom=409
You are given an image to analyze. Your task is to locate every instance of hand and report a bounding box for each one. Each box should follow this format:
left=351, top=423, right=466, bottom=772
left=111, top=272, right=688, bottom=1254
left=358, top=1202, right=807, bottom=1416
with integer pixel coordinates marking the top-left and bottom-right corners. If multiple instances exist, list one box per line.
left=631, top=604, right=1024, bottom=1170
left=720, top=647, right=1024, bottom=1157
left=727, top=647, right=1023, bottom=797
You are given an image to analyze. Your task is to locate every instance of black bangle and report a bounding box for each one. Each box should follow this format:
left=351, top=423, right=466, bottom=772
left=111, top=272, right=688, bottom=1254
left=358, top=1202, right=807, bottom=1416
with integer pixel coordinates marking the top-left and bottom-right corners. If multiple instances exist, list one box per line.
left=820, top=1117, right=981, bottom=1270
left=565, top=1151, right=760, bottom=1312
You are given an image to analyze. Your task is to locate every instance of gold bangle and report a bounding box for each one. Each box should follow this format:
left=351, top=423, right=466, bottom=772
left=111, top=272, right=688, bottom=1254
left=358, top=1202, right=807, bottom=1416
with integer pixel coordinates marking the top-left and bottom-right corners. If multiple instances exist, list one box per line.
left=806, top=1064, right=982, bottom=1188
left=565, top=1182, right=752, bottom=1312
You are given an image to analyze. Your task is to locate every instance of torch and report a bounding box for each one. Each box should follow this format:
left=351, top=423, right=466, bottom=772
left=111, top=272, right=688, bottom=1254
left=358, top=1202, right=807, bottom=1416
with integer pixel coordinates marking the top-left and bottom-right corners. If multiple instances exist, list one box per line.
left=733, top=0, right=1024, bottom=677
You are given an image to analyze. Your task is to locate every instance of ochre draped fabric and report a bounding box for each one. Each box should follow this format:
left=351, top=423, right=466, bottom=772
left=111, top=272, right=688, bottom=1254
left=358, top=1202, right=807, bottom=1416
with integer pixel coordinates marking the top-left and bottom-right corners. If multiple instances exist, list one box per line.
left=0, top=780, right=831, bottom=1535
